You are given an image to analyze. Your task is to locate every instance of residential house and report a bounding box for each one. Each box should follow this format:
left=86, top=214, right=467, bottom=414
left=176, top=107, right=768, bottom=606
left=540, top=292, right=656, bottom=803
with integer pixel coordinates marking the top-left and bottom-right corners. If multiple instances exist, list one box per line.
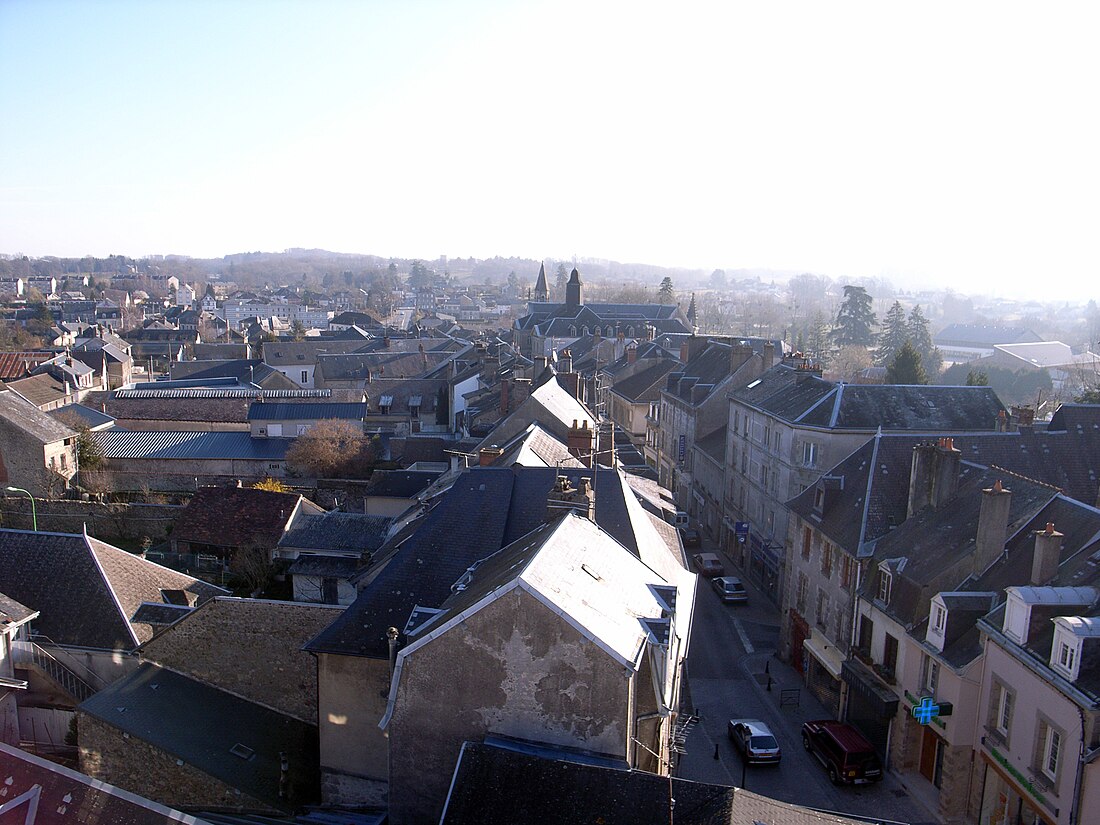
left=0, top=527, right=224, bottom=752
left=276, top=510, right=392, bottom=605
left=0, top=388, right=78, bottom=495
left=381, top=510, right=693, bottom=824
left=361, top=470, right=443, bottom=517
left=605, top=355, right=679, bottom=449
left=0, top=592, right=36, bottom=745
left=731, top=369, right=1006, bottom=604
left=304, top=465, right=693, bottom=809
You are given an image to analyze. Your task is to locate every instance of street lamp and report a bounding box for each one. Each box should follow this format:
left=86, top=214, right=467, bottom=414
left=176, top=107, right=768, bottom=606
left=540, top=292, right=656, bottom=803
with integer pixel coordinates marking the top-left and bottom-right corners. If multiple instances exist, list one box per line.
left=5, top=486, right=36, bottom=531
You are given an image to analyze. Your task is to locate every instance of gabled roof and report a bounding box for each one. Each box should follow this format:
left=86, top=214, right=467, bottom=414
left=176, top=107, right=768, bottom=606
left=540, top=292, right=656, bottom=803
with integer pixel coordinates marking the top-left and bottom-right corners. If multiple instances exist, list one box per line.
left=609, top=359, right=679, bottom=403
left=48, top=402, right=116, bottom=430
left=362, top=469, right=443, bottom=499
left=0, top=350, right=55, bottom=380
left=994, top=341, right=1100, bottom=370
left=0, top=388, right=77, bottom=442
left=0, top=590, right=37, bottom=625
left=172, top=487, right=321, bottom=549
left=474, top=375, right=594, bottom=451
left=79, top=663, right=319, bottom=812
left=168, top=358, right=298, bottom=389
left=0, top=529, right=224, bottom=649
left=306, top=466, right=693, bottom=660
left=490, top=422, right=584, bottom=468
left=277, top=511, right=391, bottom=554
left=0, top=741, right=213, bottom=825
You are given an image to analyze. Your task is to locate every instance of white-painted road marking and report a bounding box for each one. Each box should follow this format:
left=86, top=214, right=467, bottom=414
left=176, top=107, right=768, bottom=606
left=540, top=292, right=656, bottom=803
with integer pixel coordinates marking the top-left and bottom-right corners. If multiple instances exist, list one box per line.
left=732, top=617, right=754, bottom=654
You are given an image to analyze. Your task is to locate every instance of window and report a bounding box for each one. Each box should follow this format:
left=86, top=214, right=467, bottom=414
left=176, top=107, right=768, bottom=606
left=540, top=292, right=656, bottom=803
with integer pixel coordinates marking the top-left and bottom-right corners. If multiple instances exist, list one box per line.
left=883, top=634, right=898, bottom=675
left=802, top=526, right=812, bottom=560
left=60, top=454, right=67, bottom=470
left=297, top=424, right=310, bottom=436
left=932, top=604, right=946, bottom=633
left=816, top=590, right=829, bottom=630
left=840, top=556, right=854, bottom=590
left=1042, top=725, right=1061, bottom=780
left=802, top=441, right=818, bottom=467
left=923, top=654, right=939, bottom=694
left=821, top=541, right=833, bottom=578
left=796, top=573, right=808, bottom=613
left=1058, top=640, right=1076, bottom=672
left=858, top=616, right=874, bottom=653
left=878, top=569, right=892, bottom=604
left=991, top=681, right=1014, bottom=739
left=772, top=430, right=781, bottom=452
left=301, top=370, right=308, bottom=383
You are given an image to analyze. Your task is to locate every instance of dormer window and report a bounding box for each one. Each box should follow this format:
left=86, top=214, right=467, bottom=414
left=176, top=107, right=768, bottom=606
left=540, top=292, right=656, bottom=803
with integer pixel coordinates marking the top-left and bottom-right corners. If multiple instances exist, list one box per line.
left=1050, top=616, right=1091, bottom=681
left=877, top=568, right=892, bottom=604
left=932, top=604, right=946, bottom=633
left=1057, top=639, right=1076, bottom=672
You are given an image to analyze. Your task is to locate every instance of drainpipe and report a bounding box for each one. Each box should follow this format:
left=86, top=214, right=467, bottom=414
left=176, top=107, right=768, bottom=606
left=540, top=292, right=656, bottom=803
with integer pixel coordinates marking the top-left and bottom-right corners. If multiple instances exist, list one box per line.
left=387, top=626, right=400, bottom=677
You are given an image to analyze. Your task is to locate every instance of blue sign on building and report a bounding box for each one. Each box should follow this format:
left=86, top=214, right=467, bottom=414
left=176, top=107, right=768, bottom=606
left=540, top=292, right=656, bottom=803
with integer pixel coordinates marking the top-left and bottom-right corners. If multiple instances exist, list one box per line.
left=677, top=434, right=686, bottom=461
left=735, top=521, right=750, bottom=536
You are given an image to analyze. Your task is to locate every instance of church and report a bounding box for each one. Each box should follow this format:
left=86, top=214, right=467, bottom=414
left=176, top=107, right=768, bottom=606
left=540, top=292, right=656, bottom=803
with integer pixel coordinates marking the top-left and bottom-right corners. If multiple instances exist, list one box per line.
left=513, top=264, right=693, bottom=358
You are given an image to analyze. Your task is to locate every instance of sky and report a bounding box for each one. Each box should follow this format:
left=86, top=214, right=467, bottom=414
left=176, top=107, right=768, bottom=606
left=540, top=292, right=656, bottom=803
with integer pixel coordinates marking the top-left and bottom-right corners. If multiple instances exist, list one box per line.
left=2, top=0, right=1098, bottom=301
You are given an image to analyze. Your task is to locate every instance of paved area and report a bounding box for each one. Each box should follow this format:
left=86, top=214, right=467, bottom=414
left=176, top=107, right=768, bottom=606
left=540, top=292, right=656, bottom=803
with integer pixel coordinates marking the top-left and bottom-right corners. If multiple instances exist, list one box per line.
left=675, top=532, right=939, bottom=825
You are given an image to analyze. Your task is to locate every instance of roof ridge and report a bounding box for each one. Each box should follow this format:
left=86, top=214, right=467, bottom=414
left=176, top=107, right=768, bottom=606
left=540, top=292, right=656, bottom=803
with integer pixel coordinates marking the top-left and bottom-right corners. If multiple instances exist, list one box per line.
left=986, top=463, right=1063, bottom=492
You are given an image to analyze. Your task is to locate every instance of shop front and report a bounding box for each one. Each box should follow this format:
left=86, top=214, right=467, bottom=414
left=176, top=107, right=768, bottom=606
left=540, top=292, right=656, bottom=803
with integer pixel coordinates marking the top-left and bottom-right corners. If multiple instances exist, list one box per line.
left=841, top=657, right=899, bottom=761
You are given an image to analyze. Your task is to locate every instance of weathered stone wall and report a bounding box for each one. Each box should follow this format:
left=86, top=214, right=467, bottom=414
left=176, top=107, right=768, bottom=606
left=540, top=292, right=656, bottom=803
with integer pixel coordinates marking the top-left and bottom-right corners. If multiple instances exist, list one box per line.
left=317, top=651, right=391, bottom=807
left=387, top=588, right=631, bottom=825
left=140, top=597, right=342, bottom=723
left=78, top=713, right=277, bottom=814
left=0, top=496, right=179, bottom=540
left=0, top=421, right=76, bottom=497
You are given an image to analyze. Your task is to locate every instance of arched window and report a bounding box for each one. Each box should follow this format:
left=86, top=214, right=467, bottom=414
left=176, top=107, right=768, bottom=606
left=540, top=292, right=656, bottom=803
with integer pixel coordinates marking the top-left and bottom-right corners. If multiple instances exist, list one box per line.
left=627, top=326, right=635, bottom=337
left=583, top=326, right=590, bottom=335
left=570, top=325, right=577, bottom=336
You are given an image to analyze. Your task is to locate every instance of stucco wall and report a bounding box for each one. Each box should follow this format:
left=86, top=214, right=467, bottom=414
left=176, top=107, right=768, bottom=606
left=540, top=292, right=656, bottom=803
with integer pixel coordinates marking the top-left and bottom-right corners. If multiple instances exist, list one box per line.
left=78, top=713, right=277, bottom=814
left=317, top=651, right=391, bottom=807
left=139, top=598, right=339, bottom=723
left=387, top=588, right=631, bottom=825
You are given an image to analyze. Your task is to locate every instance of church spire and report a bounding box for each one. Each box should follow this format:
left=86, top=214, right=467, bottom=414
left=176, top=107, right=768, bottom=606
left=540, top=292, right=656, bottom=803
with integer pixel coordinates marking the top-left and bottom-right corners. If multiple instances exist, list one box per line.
left=533, top=262, right=549, bottom=302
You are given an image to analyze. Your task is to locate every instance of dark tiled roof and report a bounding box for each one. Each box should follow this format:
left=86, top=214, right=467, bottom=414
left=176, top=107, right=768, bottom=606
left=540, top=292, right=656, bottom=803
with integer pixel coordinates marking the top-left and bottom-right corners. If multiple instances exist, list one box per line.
left=278, top=511, right=391, bottom=554
left=172, top=487, right=314, bottom=549
left=363, top=470, right=443, bottom=499
left=4, top=373, right=83, bottom=412
left=49, top=402, right=116, bottom=430
left=168, top=359, right=298, bottom=389
left=80, top=663, right=319, bottom=811
left=0, top=590, right=36, bottom=624
left=0, top=741, right=211, bottom=825
left=609, top=360, right=678, bottom=403
left=286, top=554, right=363, bottom=579
left=130, top=602, right=194, bottom=626
left=442, top=740, right=868, bottom=825
left=0, top=529, right=222, bottom=649
left=798, top=384, right=1006, bottom=431
left=306, top=466, right=654, bottom=659
left=103, top=394, right=255, bottom=424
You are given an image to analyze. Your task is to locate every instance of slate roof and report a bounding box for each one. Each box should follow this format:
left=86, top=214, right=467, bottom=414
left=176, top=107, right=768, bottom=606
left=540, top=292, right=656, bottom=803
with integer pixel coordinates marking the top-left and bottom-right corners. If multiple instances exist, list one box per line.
left=79, top=663, right=319, bottom=812
left=362, top=470, right=443, bottom=499
left=935, top=323, right=1042, bottom=347
left=285, top=554, right=361, bottom=579
left=491, top=423, right=584, bottom=468
left=787, top=420, right=1100, bottom=557
left=247, top=401, right=369, bottom=421
left=95, top=430, right=291, bottom=460
left=277, top=511, right=391, bottom=555
left=48, top=402, right=116, bottom=430
left=173, top=487, right=321, bottom=549
left=306, top=466, right=692, bottom=659
left=0, top=741, right=214, bottom=825
left=0, top=590, right=37, bottom=625
left=6, top=372, right=84, bottom=410
left=0, top=529, right=224, bottom=649
left=168, top=359, right=298, bottom=389
left=442, top=740, right=871, bottom=825
left=609, top=359, right=679, bottom=403
left=130, top=601, right=195, bottom=627
left=101, top=394, right=256, bottom=425
left=474, top=375, right=594, bottom=451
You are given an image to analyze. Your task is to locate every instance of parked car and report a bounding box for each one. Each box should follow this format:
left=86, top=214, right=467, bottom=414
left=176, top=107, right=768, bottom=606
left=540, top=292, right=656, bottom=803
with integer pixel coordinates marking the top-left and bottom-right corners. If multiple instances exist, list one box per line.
left=711, top=576, right=748, bottom=603
left=727, top=719, right=781, bottom=765
left=691, top=552, right=724, bottom=578
left=801, top=720, right=883, bottom=785
left=679, top=526, right=701, bottom=547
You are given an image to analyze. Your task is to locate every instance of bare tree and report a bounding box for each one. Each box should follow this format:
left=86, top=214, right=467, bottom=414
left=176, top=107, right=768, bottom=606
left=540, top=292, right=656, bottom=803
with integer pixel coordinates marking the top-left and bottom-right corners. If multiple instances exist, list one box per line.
left=285, top=419, right=376, bottom=479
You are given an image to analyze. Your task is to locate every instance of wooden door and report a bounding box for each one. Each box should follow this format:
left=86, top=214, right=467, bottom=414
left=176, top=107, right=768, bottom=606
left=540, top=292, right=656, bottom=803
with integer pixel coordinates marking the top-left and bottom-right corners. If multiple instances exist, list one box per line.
left=919, top=725, right=938, bottom=782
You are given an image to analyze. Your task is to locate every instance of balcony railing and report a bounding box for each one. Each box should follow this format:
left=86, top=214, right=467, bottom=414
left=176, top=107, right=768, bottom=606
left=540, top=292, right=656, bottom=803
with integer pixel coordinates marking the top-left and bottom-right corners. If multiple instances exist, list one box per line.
left=12, top=640, right=104, bottom=702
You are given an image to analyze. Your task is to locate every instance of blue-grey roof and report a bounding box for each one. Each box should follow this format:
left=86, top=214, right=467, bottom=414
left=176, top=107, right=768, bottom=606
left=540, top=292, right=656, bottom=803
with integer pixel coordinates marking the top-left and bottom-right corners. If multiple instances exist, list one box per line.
left=247, top=402, right=369, bottom=421
left=278, top=511, right=391, bottom=554
left=49, top=402, right=116, bottom=430
left=95, top=430, right=290, bottom=460
left=80, top=663, right=318, bottom=811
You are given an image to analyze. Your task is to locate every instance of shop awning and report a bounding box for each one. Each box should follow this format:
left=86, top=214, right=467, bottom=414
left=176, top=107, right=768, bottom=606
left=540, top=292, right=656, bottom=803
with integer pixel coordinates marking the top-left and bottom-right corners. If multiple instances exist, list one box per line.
left=803, top=628, right=844, bottom=679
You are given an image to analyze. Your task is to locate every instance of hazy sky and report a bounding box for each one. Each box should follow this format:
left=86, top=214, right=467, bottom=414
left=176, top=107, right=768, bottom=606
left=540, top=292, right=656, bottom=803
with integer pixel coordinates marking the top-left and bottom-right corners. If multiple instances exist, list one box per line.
left=2, top=1, right=1098, bottom=300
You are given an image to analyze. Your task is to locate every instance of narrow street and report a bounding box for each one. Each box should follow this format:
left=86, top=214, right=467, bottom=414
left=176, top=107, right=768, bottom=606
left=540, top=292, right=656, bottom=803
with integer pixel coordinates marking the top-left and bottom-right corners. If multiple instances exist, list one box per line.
left=676, top=535, right=938, bottom=825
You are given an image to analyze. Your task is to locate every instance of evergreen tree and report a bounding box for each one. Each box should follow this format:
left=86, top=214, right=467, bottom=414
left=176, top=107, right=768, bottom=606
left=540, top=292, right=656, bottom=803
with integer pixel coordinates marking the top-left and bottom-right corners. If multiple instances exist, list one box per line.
left=806, top=311, right=830, bottom=359
left=555, top=263, right=568, bottom=299
left=831, top=285, right=877, bottom=347
left=657, top=277, right=675, bottom=304
left=886, top=341, right=929, bottom=385
left=907, top=304, right=942, bottom=377
left=876, top=301, right=908, bottom=366
left=966, top=369, right=989, bottom=386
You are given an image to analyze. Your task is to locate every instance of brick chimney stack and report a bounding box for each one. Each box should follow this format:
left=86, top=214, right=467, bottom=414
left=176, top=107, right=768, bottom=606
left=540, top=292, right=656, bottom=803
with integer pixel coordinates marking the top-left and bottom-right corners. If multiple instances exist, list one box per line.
left=974, top=480, right=1012, bottom=577
left=567, top=419, right=595, bottom=467
left=479, top=446, right=503, bottom=466
left=547, top=475, right=595, bottom=521
left=929, top=437, right=962, bottom=509
left=1030, top=522, right=1063, bottom=585
left=626, top=344, right=638, bottom=365
left=729, top=343, right=753, bottom=376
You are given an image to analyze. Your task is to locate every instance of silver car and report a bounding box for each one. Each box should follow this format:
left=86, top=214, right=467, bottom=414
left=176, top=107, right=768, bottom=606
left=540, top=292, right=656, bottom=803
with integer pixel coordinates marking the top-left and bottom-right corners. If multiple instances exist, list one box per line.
left=728, top=718, right=782, bottom=765
left=711, top=576, right=748, bottom=604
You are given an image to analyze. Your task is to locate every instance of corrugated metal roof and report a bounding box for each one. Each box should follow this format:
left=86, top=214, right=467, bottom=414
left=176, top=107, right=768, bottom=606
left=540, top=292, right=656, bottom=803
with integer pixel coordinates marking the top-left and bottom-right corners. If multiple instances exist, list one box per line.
left=247, top=402, right=369, bottom=421
left=95, top=430, right=290, bottom=460
left=116, top=388, right=331, bottom=399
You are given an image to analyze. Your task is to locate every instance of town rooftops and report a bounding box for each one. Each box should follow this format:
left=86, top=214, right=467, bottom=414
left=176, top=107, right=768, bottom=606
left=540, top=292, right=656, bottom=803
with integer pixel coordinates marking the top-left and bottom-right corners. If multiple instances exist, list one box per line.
left=172, top=487, right=322, bottom=550
left=94, top=430, right=291, bottom=460
left=247, top=401, right=369, bottom=420
left=277, top=511, right=392, bottom=555
left=0, top=388, right=77, bottom=441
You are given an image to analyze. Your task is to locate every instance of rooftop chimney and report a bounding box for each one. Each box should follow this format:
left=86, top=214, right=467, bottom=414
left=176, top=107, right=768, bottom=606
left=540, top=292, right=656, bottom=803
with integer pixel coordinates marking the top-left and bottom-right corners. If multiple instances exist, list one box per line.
left=930, top=437, right=962, bottom=509
left=1010, top=405, right=1035, bottom=431
left=547, top=474, right=595, bottom=521
left=626, top=344, right=638, bottom=365
left=479, top=446, right=503, bottom=466
left=1030, top=522, right=1063, bottom=586
left=596, top=421, right=616, bottom=468
left=559, top=349, right=573, bottom=374
left=974, top=480, right=1012, bottom=577
left=567, top=419, right=595, bottom=467
left=729, top=343, right=753, bottom=376
left=679, top=335, right=707, bottom=364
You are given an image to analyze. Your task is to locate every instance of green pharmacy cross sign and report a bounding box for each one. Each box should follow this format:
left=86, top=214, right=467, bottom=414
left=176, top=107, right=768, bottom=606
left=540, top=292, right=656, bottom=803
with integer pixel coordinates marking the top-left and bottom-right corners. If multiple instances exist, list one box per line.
left=912, top=696, right=953, bottom=725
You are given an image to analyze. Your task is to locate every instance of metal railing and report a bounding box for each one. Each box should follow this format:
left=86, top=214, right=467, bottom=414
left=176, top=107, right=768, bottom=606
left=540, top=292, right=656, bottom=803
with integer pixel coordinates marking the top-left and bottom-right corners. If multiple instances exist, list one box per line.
left=12, top=640, right=101, bottom=703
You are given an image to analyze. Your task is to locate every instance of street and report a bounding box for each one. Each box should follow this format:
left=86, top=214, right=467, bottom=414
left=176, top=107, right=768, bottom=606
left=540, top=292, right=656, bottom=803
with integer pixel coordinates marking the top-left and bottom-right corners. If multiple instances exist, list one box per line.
left=677, top=541, right=938, bottom=825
